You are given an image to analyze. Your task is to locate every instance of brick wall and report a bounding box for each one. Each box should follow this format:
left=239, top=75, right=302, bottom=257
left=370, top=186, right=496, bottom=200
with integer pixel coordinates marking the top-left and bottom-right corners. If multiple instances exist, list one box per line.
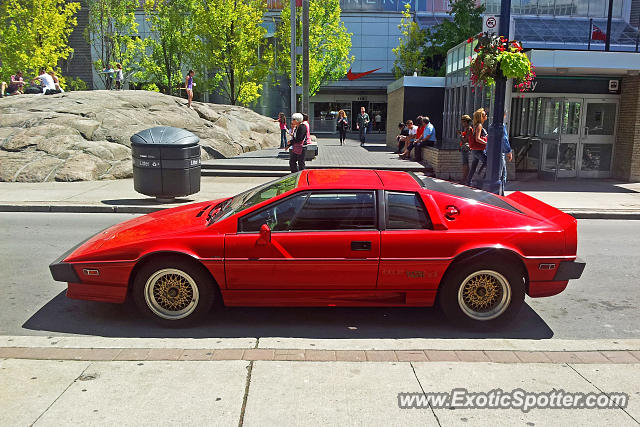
left=421, top=147, right=517, bottom=183
left=614, top=76, right=640, bottom=182
left=386, top=87, right=404, bottom=149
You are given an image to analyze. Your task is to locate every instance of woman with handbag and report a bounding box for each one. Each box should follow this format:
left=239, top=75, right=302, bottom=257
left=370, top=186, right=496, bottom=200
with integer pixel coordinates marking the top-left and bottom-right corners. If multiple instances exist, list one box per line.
left=337, top=110, right=348, bottom=145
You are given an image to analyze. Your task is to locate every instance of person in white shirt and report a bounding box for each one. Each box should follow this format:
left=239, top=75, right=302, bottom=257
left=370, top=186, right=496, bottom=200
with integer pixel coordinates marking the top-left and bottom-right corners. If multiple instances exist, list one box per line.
left=33, top=69, right=57, bottom=95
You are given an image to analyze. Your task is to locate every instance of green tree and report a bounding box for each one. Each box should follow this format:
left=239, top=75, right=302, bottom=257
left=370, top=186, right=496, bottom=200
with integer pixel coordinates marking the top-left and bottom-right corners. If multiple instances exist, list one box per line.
left=0, top=0, right=80, bottom=83
left=392, top=3, right=426, bottom=79
left=86, top=0, right=145, bottom=87
left=142, top=0, right=197, bottom=95
left=275, top=0, right=353, bottom=96
left=192, top=0, right=272, bottom=106
left=422, top=0, right=484, bottom=76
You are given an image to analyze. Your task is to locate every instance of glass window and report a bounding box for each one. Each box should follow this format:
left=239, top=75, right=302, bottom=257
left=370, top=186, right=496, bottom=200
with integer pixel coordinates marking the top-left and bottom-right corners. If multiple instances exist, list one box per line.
left=290, top=192, right=376, bottom=231
left=520, top=98, right=530, bottom=136
left=209, top=173, right=300, bottom=224
left=527, top=98, right=537, bottom=136
left=589, top=0, right=606, bottom=17
left=386, top=192, right=432, bottom=229
left=239, top=192, right=308, bottom=232
left=585, top=102, right=617, bottom=135
left=581, top=144, right=613, bottom=171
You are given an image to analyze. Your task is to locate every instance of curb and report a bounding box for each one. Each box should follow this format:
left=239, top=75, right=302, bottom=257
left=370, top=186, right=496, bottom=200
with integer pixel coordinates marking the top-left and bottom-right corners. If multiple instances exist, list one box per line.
left=1, top=204, right=640, bottom=219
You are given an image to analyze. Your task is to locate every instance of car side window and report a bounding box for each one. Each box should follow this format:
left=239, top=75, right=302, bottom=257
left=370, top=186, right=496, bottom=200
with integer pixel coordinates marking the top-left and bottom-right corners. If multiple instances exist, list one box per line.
left=386, top=191, right=432, bottom=230
left=239, top=193, right=308, bottom=232
left=290, top=192, right=376, bottom=231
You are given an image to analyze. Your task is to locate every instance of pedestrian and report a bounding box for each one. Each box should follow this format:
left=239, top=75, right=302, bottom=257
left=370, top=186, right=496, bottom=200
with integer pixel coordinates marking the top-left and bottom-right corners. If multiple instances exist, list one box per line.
left=287, top=113, right=307, bottom=172
left=103, top=64, right=114, bottom=90
left=33, top=69, right=59, bottom=95
left=274, top=112, right=288, bottom=149
left=400, top=116, right=425, bottom=159
left=399, top=119, right=416, bottom=159
left=396, top=122, right=409, bottom=153
left=185, top=69, right=195, bottom=109
left=499, top=113, right=513, bottom=195
left=6, top=71, right=25, bottom=95
left=466, top=108, right=489, bottom=188
left=48, top=71, right=64, bottom=92
left=337, top=109, right=349, bottom=145
left=115, top=64, right=124, bottom=90
left=356, top=106, right=370, bottom=147
left=458, top=115, right=472, bottom=184
left=375, top=112, right=382, bottom=133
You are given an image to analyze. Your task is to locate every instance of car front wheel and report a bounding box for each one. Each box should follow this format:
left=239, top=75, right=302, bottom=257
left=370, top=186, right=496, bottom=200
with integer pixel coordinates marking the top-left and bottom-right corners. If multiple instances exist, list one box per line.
left=438, top=261, right=525, bottom=327
left=133, top=258, right=215, bottom=327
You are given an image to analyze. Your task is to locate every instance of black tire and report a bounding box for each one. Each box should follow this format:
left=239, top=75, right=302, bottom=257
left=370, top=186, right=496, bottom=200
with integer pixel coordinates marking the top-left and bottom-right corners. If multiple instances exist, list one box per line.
left=438, top=260, right=525, bottom=327
left=133, top=257, right=215, bottom=327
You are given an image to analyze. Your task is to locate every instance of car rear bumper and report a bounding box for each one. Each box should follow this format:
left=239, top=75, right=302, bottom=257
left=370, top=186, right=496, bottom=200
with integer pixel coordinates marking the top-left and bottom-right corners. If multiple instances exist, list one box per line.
left=553, top=258, right=586, bottom=281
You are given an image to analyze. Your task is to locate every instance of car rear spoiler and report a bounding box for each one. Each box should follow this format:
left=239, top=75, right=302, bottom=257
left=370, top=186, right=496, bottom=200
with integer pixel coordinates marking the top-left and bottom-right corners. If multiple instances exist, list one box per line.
left=506, top=191, right=578, bottom=255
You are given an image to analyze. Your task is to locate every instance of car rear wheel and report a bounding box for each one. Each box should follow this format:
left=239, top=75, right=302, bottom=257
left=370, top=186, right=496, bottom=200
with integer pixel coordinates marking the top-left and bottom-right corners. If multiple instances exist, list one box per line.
left=133, top=258, right=214, bottom=327
left=438, top=261, right=524, bottom=327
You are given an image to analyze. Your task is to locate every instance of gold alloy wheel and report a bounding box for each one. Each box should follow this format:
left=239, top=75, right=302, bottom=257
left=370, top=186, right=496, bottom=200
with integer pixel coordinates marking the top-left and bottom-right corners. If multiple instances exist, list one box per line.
left=457, top=270, right=511, bottom=321
left=144, top=268, right=200, bottom=320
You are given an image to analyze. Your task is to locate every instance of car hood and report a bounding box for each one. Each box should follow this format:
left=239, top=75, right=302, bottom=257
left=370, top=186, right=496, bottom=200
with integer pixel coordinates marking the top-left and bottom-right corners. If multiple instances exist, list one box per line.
left=64, top=199, right=226, bottom=262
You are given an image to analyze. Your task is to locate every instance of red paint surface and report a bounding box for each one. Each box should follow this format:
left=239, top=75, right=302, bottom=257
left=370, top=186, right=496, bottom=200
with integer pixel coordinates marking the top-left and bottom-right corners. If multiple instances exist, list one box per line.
left=56, top=170, right=581, bottom=307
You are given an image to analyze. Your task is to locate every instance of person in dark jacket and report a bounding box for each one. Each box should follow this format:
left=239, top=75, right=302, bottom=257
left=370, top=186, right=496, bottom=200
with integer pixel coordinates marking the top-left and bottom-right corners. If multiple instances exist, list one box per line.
left=287, top=113, right=307, bottom=172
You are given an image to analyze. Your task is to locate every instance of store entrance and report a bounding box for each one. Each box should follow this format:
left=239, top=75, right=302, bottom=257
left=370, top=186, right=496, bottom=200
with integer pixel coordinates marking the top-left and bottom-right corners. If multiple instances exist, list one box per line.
left=539, top=97, right=617, bottom=179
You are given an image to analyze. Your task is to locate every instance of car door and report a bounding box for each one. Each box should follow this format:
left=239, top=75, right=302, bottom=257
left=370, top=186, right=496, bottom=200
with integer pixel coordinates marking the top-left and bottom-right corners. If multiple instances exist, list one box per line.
left=225, top=190, right=380, bottom=289
left=379, top=191, right=450, bottom=290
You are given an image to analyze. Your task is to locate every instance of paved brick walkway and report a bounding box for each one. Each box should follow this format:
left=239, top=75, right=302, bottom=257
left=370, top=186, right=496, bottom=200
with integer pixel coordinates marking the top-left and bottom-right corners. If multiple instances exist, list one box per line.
left=2, top=347, right=639, bottom=363
left=202, top=133, right=427, bottom=171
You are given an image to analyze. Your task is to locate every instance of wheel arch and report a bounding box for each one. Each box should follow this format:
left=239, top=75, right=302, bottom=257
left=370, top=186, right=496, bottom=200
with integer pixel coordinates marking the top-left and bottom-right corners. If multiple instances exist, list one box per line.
left=438, top=248, right=530, bottom=300
left=127, top=251, right=222, bottom=300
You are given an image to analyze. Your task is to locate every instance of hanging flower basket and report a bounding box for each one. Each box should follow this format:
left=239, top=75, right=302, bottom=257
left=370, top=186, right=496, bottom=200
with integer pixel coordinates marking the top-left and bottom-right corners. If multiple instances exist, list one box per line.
left=468, top=33, right=536, bottom=92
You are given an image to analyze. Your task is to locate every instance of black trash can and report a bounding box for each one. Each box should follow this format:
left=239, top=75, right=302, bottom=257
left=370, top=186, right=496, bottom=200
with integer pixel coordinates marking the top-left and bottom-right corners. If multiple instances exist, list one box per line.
left=130, top=126, right=201, bottom=201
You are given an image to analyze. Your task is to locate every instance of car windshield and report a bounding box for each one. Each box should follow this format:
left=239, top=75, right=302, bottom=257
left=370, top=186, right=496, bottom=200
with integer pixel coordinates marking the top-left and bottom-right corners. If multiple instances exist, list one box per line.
left=207, top=172, right=301, bottom=225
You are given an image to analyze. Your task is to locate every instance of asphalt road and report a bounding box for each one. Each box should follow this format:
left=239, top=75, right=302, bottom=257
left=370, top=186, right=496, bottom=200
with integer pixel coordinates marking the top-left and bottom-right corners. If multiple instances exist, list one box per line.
left=0, top=212, right=638, bottom=340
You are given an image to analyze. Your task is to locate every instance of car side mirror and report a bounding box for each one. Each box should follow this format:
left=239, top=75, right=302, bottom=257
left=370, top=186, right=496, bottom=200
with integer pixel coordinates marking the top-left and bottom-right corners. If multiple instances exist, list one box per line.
left=258, top=223, right=271, bottom=244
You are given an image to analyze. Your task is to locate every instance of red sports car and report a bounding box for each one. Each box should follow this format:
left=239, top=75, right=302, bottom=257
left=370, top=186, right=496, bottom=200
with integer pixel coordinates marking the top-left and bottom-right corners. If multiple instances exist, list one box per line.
left=50, top=170, right=585, bottom=327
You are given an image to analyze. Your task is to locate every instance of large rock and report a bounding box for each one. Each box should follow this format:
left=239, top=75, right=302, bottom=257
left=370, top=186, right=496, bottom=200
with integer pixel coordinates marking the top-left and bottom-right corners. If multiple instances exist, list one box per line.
left=0, top=91, right=280, bottom=182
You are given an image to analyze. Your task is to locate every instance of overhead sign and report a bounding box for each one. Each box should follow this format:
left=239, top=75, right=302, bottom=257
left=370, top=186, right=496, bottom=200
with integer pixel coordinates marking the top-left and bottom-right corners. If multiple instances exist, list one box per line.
left=483, top=15, right=500, bottom=35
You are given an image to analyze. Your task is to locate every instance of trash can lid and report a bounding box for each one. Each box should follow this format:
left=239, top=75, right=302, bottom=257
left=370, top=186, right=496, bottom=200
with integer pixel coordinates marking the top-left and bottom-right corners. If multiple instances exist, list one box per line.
left=130, top=126, right=200, bottom=147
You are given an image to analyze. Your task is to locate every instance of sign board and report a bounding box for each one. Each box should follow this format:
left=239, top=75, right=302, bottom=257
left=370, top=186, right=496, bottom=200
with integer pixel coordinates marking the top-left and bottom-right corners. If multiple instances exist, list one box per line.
left=483, top=15, right=500, bottom=35
left=609, top=80, right=620, bottom=93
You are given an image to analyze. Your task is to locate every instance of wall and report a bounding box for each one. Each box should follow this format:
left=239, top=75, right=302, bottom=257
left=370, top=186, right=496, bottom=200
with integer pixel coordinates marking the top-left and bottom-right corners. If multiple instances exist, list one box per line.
left=614, top=76, right=640, bottom=181
left=386, top=87, right=404, bottom=148
left=403, top=87, right=445, bottom=142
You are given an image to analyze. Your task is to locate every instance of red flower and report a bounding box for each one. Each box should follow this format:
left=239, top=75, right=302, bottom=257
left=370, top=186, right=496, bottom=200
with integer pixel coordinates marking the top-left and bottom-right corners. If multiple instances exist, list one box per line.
left=467, top=37, right=474, bottom=43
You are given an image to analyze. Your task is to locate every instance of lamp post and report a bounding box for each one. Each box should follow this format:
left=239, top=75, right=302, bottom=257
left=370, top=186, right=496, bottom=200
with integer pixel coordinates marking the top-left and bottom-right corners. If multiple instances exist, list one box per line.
left=485, top=0, right=511, bottom=195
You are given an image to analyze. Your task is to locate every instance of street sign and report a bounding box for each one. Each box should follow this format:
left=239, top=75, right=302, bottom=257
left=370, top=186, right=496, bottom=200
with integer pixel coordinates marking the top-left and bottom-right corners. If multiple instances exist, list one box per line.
left=483, top=15, right=500, bottom=35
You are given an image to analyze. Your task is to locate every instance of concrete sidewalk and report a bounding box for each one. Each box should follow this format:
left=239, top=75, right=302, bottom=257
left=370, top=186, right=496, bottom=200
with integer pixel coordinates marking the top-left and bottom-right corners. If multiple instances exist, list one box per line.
left=1, top=355, right=637, bottom=426
left=0, top=175, right=639, bottom=219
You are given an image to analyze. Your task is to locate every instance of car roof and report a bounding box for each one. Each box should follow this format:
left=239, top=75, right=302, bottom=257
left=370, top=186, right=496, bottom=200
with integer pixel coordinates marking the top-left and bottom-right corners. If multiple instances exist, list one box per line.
left=301, top=169, right=421, bottom=190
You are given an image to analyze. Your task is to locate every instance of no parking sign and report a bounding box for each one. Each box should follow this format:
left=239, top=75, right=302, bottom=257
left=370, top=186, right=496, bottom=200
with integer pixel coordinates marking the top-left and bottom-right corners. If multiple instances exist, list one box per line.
left=483, top=15, right=500, bottom=35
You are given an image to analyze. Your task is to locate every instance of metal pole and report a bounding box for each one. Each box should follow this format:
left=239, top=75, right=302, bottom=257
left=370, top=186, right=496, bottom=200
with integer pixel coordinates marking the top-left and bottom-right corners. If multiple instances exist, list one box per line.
left=485, top=0, right=511, bottom=195
left=605, top=0, right=614, bottom=51
left=302, top=0, right=310, bottom=116
left=290, top=0, right=297, bottom=116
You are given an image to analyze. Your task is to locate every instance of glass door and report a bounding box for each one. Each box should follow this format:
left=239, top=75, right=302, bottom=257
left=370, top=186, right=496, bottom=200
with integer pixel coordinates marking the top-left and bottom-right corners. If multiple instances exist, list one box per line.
left=539, top=98, right=563, bottom=180
left=539, top=98, right=582, bottom=179
left=578, top=100, right=617, bottom=178
left=557, top=99, right=582, bottom=178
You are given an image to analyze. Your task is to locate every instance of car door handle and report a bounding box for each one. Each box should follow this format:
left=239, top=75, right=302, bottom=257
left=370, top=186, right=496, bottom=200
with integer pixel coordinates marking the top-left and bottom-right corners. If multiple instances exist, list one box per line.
left=351, top=241, right=372, bottom=251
